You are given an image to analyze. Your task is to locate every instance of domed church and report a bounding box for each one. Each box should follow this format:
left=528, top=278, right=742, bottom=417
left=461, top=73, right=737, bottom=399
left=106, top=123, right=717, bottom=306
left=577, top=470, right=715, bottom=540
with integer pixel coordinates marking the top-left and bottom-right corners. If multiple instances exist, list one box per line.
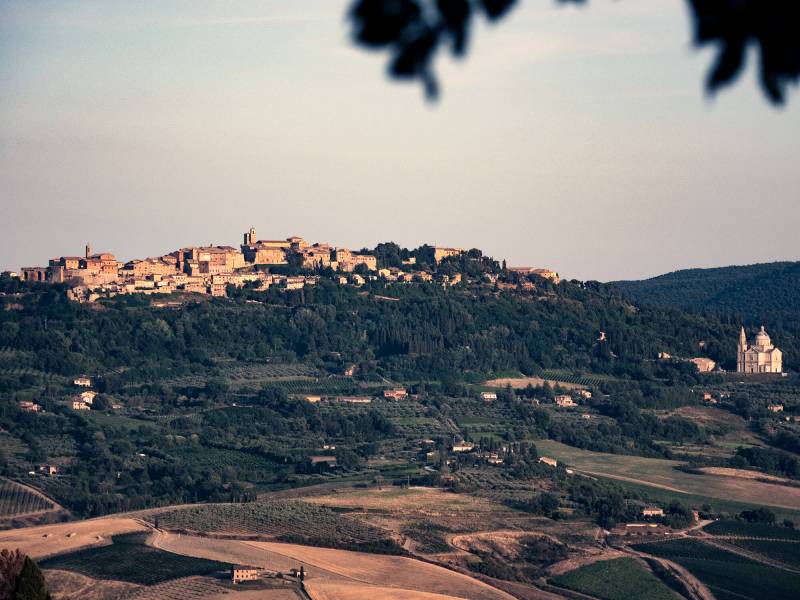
left=737, top=326, right=783, bottom=374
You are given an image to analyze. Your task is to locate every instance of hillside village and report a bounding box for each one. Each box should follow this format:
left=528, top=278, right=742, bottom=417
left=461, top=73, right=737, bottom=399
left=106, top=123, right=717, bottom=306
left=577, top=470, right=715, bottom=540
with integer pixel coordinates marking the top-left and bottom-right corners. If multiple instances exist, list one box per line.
left=10, top=227, right=559, bottom=302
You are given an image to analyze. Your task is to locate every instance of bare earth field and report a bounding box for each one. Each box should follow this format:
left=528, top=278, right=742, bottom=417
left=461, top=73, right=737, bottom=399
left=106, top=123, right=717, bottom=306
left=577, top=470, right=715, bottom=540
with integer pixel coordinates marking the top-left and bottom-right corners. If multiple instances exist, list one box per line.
left=250, top=540, right=516, bottom=600
left=484, top=377, right=584, bottom=390
left=152, top=531, right=514, bottom=600
left=0, top=517, right=148, bottom=559
left=536, top=440, right=800, bottom=510
left=697, top=467, right=793, bottom=483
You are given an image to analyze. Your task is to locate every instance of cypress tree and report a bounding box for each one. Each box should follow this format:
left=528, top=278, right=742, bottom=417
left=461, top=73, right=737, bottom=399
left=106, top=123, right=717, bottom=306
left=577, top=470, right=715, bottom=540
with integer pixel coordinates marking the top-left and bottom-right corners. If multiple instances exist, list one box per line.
left=14, top=557, right=50, bottom=600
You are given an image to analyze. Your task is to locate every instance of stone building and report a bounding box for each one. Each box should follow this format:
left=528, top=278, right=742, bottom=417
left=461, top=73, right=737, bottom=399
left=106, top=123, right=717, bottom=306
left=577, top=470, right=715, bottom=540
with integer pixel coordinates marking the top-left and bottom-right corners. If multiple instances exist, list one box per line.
left=737, top=326, right=782, bottom=374
left=241, top=228, right=290, bottom=265
left=231, top=565, right=260, bottom=584
left=433, top=246, right=464, bottom=263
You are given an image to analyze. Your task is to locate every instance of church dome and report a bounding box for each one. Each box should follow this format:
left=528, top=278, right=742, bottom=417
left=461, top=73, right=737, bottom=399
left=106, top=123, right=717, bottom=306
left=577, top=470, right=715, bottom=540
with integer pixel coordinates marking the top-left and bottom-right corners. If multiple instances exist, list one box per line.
left=754, top=326, right=771, bottom=348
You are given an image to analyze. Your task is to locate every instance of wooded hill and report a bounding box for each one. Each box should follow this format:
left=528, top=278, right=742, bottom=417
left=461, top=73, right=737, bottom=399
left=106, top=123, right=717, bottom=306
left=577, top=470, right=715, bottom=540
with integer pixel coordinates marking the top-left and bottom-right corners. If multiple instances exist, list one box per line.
left=611, top=261, right=800, bottom=368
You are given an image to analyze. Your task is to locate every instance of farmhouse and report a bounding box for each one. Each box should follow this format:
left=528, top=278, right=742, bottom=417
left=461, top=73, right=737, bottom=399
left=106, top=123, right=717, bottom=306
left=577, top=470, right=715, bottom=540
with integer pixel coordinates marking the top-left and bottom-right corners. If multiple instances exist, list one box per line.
left=768, top=404, right=784, bottom=412
left=39, top=464, right=58, bottom=476
left=73, top=377, right=92, bottom=387
left=304, top=395, right=322, bottom=403
left=554, top=395, right=575, bottom=407
left=18, top=401, right=42, bottom=413
left=690, top=357, right=716, bottom=373
left=578, top=389, right=592, bottom=399
left=452, top=441, right=475, bottom=452
left=383, top=388, right=408, bottom=400
left=231, top=565, right=260, bottom=584
left=480, top=391, right=497, bottom=402
left=71, top=400, right=90, bottom=411
left=539, top=456, right=558, bottom=467
left=79, top=391, right=97, bottom=404
left=642, top=507, right=665, bottom=517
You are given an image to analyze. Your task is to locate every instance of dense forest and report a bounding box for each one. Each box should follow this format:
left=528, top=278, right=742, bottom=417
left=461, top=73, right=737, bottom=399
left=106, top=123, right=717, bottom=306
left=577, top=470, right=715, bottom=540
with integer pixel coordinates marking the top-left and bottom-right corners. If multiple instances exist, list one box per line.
left=0, top=272, right=742, bottom=383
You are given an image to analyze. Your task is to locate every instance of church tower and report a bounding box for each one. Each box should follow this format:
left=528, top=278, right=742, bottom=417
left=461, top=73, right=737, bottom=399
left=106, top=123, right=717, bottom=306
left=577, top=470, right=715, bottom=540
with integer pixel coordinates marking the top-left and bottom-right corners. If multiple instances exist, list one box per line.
left=244, top=227, right=256, bottom=246
left=85, top=243, right=92, bottom=258
left=737, top=326, right=747, bottom=373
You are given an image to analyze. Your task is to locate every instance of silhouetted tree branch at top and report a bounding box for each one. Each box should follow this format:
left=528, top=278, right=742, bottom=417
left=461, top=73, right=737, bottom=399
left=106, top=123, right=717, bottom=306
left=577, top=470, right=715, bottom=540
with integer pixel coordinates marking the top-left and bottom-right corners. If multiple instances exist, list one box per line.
left=349, top=0, right=800, bottom=105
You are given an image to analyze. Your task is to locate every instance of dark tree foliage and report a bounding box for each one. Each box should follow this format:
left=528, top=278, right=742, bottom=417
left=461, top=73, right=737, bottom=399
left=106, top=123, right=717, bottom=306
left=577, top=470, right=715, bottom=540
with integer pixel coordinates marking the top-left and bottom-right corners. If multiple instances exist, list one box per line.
left=12, top=558, right=50, bottom=600
left=349, top=0, right=799, bottom=104
left=612, top=261, right=800, bottom=369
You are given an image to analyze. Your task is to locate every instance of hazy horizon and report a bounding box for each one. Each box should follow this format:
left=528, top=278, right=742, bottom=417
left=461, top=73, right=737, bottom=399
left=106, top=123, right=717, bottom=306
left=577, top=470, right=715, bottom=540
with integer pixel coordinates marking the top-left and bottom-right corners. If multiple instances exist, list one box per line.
left=2, top=0, right=799, bottom=281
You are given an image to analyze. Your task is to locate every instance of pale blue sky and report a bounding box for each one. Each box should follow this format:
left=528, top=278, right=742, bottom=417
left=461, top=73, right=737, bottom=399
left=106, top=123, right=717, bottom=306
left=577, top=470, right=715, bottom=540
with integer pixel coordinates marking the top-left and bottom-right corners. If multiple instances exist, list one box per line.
left=1, top=0, right=798, bottom=280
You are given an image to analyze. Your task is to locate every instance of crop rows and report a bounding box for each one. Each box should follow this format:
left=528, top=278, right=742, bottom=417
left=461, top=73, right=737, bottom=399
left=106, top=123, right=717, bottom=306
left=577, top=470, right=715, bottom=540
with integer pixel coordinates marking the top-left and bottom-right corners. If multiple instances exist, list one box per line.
left=540, top=369, right=611, bottom=387
left=0, top=480, right=54, bottom=516
left=552, top=557, right=676, bottom=600
left=704, top=519, right=800, bottom=540
left=150, top=500, right=391, bottom=545
left=729, top=539, right=800, bottom=569
left=631, top=538, right=800, bottom=600
left=123, top=576, right=230, bottom=600
left=41, top=533, right=229, bottom=585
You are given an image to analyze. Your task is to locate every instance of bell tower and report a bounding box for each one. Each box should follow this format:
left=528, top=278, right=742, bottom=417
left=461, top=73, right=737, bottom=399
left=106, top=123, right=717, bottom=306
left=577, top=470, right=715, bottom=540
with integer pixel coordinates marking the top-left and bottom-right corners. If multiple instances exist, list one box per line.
left=85, top=243, right=92, bottom=258
left=737, top=326, right=747, bottom=373
left=244, top=227, right=256, bottom=246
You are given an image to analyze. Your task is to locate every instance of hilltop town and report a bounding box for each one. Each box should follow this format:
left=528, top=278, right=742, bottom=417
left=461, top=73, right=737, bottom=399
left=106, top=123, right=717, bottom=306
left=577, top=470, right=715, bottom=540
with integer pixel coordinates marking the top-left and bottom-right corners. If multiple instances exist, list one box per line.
left=10, top=228, right=559, bottom=302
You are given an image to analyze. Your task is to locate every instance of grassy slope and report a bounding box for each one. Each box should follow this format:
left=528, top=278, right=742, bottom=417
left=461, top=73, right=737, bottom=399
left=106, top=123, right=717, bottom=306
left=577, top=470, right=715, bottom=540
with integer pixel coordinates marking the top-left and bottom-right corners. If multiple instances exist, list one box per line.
left=551, top=557, right=677, bottom=600
left=535, top=440, right=800, bottom=516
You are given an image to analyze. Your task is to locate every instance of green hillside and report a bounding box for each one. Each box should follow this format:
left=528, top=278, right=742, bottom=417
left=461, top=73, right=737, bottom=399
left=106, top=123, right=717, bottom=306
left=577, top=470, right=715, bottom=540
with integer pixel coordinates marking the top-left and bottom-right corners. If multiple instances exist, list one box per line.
left=611, top=261, right=800, bottom=368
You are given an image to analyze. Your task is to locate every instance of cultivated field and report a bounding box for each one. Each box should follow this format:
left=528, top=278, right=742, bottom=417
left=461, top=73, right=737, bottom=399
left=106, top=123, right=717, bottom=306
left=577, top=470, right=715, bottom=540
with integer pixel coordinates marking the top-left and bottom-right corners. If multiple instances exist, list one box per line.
left=250, top=540, right=516, bottom=600
left=0, top=477, right=57, bottom=518
left=535, top=440, right=800, bottom=510
left=0, top=516, right=148, bottom=559
left=151, top=531, right=515, bottom=600
left=631, top=538, right=800, bottom=600
left=148, top=500, right=400, bottom=552
left=551, top=557, right=678, bottom=600
left=304, top=581, right=467, bottom=600
left=483, top=377, right=584, bottom=390
left=41, top=532, right=230, bottom=585
left=696, top=467, right=792, bottom=483
left=702, top=519, right=800, bottom=539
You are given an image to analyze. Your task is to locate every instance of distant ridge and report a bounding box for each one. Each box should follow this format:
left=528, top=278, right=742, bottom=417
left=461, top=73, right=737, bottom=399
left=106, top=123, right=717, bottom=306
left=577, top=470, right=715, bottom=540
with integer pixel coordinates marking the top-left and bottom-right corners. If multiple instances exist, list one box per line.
left=610, top=261, right=800, bottom=322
